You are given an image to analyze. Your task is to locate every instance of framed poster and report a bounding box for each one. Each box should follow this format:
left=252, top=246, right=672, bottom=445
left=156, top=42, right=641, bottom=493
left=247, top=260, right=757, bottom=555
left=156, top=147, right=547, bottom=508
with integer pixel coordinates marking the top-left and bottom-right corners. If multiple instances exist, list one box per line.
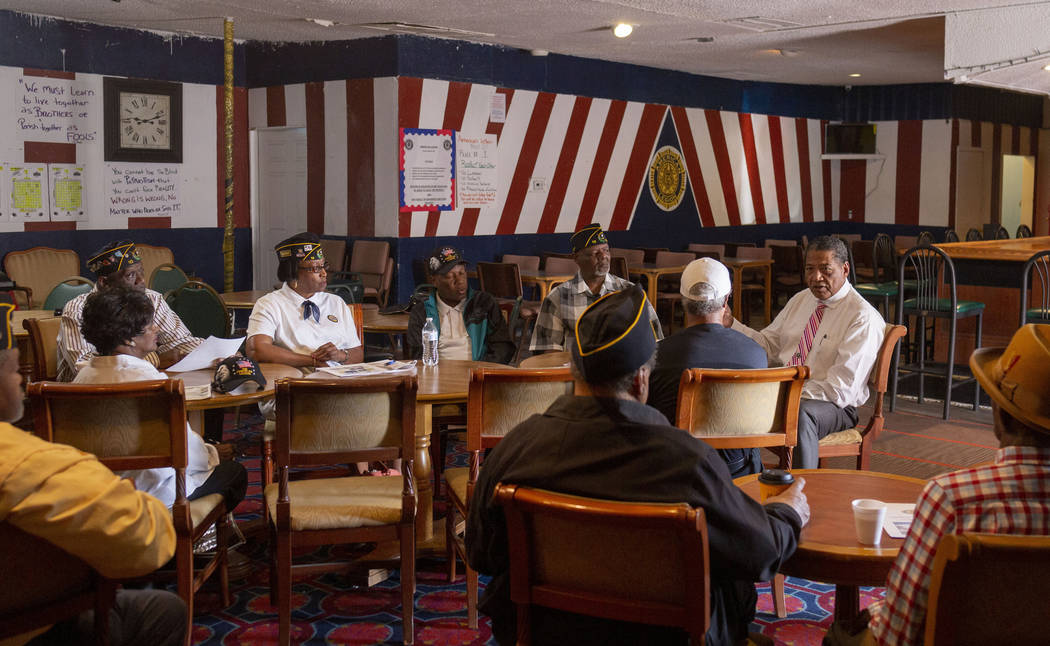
left=399, top=128, right=455, bottom=211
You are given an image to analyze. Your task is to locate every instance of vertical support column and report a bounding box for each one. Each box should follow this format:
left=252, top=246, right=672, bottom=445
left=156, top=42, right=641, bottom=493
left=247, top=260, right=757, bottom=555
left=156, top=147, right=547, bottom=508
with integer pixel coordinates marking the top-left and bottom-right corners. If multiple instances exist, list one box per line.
left=222, top=18, right=235, bottom=293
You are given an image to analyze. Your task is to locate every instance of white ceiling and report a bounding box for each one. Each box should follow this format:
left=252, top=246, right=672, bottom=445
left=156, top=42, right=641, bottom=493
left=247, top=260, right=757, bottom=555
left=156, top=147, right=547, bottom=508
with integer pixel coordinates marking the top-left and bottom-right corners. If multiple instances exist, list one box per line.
left=8, top=0, right=1050, bottom=95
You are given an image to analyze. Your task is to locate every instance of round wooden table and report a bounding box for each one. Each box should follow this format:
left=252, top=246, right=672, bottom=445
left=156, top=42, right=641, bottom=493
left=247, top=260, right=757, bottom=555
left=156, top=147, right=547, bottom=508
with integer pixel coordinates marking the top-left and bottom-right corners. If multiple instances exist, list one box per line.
left=168, top=362, right=303, bottom=433
left=735, top=468, right=926, bottom=622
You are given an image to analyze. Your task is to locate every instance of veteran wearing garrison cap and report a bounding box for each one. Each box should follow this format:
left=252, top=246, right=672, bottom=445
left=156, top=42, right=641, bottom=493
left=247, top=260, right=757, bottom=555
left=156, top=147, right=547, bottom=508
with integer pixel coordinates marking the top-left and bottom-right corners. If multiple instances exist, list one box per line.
left=529, top=222, right=662, bottom=353
left=57, top=239, right=202, bottom=381
left=246, top=232, right=362, bottom=368
left=468, top=285, right=808, bottom=646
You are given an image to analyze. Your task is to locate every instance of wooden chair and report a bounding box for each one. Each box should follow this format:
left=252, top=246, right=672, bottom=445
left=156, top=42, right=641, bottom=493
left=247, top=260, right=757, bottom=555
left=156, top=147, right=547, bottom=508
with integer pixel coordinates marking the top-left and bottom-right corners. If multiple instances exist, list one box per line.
left=27, top=379, right=230, bottom=646
left=609, top=247, right=645, bottom=266
left=676, top=365, right=808, bottom=469
left=477, top=261, right=540, bottom=363
left=22, top=317, right=61, bottom=382
left=770, top=244, right=804, bottom=306
left=0, top=523, right=116, bottom=646
left=268, top=375, right=417, bottom=645
left=543, top=256, right=578, bottom=276
left=735, top=246, right=773, bottom=324
left=894, top=234, right=919, bottom=249
left=687, top=243, right=725, bottom=261
left=851, top=240, right=878, bottom=283
left=445, top=367, right=574, bottom=628
left=518, top=350, right=570, bottom=369
left=764, top=238, right=798, bottom=247
left=610, top=255, right=630, bottom=281
left=149, top=262, right=190, bottom=295
left=924, top=533, right=1050, bottom=646
left=42, top=276, right=94, bottom=312
left=494, top=484, right=710, bottom=645
left=816, top=324, right=907, bottom=468
left=319, top=238, right=348, bottom=272
left=654, top=250, right=698, bottom=334
left=501, top=253, right=540, bottom=272
left=4, top=247, right=80, bottom=309
left=135, top=244, right=175, bottom=284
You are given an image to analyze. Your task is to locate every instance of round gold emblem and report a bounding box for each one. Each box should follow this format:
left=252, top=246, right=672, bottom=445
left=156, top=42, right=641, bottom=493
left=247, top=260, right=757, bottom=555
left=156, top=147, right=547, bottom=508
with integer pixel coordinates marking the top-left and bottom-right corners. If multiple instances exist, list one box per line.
left=327, top=314, right=338, bottom=322
left=648, top=146, right=687, bottom=212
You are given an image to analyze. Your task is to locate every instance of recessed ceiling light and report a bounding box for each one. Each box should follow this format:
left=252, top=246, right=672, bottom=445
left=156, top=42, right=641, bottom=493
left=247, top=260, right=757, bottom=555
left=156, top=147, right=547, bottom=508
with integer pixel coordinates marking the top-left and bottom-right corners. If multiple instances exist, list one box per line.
left=849, top=73, right=862, bottom=78
left=1043, top=64, right=1050, bottom=72
left=306, top=18, right=334, bottom=27
left=613, top=23, right=633, bottom=38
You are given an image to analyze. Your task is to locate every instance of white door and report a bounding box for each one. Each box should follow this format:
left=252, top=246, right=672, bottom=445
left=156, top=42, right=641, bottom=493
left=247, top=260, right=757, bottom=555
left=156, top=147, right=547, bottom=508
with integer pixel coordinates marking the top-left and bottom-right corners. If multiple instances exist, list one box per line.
left=251, top=127, right=307, bottom=290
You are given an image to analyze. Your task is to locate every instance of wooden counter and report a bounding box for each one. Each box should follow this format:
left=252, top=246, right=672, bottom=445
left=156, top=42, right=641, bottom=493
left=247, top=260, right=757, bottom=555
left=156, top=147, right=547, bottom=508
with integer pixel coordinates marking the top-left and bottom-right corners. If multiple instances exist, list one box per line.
left=934, top=236, right=1050, bottom=262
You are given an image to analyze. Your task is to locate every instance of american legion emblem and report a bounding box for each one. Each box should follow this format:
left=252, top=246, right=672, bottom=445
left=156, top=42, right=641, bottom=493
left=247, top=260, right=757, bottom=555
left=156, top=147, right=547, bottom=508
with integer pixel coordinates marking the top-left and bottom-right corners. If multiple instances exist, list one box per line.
left=648, top=146, right=687, bottom=212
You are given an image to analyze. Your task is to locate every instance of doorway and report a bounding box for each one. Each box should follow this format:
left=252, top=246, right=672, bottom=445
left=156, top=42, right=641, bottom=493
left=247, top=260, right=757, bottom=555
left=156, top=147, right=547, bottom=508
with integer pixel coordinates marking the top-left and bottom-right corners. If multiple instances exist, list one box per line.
left=1001, top=154, right=1035, bottom=237
left=251, top=127, right=308, bottom=290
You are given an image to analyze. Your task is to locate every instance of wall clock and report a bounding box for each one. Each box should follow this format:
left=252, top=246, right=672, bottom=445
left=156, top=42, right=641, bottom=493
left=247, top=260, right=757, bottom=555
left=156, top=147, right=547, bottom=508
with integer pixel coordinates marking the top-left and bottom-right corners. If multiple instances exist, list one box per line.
left=103, top=77, right=182, bottom=163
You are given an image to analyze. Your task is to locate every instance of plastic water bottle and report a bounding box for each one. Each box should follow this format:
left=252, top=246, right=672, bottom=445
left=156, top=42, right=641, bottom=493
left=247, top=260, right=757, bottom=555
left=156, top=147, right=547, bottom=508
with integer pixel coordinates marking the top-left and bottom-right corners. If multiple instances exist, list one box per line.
left=422, top=317, right=439, bottom=367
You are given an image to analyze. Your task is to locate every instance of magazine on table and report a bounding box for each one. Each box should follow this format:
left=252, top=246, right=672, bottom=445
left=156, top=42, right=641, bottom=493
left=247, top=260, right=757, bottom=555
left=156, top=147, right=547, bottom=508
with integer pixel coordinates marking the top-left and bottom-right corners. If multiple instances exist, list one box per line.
left=316, top=359, right=417, bottom=378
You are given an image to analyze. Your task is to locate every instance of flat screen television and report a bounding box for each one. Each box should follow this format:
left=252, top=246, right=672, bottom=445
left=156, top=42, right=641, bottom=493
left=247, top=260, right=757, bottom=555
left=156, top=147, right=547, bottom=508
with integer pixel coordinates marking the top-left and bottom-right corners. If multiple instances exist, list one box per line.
left=824, top=123, right=877, bottom=155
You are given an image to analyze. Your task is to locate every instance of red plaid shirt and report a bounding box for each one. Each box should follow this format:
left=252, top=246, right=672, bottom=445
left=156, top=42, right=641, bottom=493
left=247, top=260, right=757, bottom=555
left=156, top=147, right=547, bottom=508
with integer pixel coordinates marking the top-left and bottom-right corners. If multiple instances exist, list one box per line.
left=869, top=446, right=1050, bottom=644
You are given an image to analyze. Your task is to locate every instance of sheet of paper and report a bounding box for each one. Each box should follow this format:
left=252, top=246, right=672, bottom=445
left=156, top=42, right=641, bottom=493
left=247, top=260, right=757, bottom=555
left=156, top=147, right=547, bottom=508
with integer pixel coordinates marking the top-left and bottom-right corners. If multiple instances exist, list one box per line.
left=165, top=336, right=246, bottom=372
left=883, top=502, right=916, bottom=539
left=316, top=360, right=418, bottom=378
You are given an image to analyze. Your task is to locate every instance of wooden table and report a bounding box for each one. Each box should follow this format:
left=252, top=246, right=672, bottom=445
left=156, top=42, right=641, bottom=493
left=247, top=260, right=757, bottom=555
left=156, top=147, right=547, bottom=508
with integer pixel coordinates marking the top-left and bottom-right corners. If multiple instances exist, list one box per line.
left=724, top=256, right=774, bottom=323
left=220, top=290, right=272, bottom=310
left=519, top=269, right=574, bottom=300
left=168, top=362, right=303, bottom=428
left=632, top=263, right=688, bottom=304
left=735, top=468, right=926, bottom=622
left=363, top=308, right=409, bottom=333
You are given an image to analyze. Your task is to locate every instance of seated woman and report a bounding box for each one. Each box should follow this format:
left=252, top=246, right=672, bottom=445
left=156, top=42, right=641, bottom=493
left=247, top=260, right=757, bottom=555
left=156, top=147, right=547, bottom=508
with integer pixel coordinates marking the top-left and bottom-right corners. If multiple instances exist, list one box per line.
left=74, top=286, right=247, bottom=510
left=245, top=232, right=363, bottom=368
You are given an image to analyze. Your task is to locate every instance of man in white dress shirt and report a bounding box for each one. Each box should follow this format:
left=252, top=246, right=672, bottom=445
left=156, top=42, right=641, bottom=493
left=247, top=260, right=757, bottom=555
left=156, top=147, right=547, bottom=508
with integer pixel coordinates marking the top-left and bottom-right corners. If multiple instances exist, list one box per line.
left=727, top=235, right=884, bottom=468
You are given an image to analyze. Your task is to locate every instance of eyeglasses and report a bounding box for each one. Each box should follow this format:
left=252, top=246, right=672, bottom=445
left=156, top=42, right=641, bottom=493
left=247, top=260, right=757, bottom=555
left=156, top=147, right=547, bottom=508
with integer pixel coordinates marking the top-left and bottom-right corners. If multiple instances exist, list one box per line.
left=299, top=263, right=330, bottom=274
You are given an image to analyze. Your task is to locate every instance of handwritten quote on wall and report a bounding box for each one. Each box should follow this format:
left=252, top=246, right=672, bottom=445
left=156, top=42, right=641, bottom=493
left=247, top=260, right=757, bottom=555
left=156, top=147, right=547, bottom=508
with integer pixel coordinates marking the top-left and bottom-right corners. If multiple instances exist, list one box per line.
left=16, top=75, right=98, bottom=144
left=107, top=164, right=181, bottom=218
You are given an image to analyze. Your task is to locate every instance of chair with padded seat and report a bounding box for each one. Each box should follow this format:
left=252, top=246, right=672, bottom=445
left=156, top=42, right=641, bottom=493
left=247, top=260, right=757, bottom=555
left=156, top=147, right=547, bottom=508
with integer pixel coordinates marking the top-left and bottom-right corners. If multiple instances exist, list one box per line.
left=149, top=263, right=190, bottom=296
left=477, top=261, right=540, bottom=363
left=501, top=254, right=540, bottom=273
left=542, top=256, right=578, bottom=277
left=1020, top=249, right=1050, bottom=326
left=4, top=247, right=80, bottom=309
left=609, top=248, right=645, bottom=266
left=764, top=238, right=798, bottom=247
left=1015, top=223, right=1033, bottom=239
left=965, top=227, right=983, bottom=241
left=28, top=379, right=230, bottom=645
left=166, top=280, right=232, bottom=338
left=894, top=235, right=918, bottom=251
left=994, top=225, right=1010, bottom=240
left=891, top=245, right=983, bottom=420
left=444, top=367, right=574, bottom=629
left=135, top=244, right=175, bottom=284
left=610, top=255, right=630, bottom=281
left=770, top=244, right=804, bottom=306
left=494, top=484, right=711, bottom=646
left=268, top=375, right=418, bottom=645
left=42, top=276, right=93, bottom=312
left=687, top=243, right=725, bottom=261
left=348, top=240, right=394, bottom=307
left=924, top=533, right=1050, bottom=646
left=943, top=229, right=960, bottom=243
left=0, top=523, right=116, bottom=646
left=22, top=317, right=61, bottom=382
left=653, top=250, right=697, bottom=334
left=816, top=324, right=907, bottom=468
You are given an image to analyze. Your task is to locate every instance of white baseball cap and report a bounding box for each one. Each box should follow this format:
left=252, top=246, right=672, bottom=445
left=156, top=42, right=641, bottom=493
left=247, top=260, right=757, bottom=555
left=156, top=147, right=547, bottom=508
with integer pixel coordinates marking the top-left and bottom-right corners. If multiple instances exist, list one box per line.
left=680, top=257, right=732, bottom=301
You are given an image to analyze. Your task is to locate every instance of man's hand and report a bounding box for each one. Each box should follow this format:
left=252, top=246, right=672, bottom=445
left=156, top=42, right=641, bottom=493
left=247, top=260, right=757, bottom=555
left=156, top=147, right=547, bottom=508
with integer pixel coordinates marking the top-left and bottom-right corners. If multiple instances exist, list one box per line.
left=311, top=342, right=345, bottom=364
left=766, top=477, right=810, bottom=526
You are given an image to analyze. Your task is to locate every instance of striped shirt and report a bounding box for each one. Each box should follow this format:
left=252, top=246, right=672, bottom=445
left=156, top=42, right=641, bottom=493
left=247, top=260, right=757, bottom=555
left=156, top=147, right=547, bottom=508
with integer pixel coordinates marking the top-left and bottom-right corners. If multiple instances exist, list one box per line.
left=529, top=272, right=663, bottom=352
left=869, top=446, right=1050, bottom=644
left=57, top=286, right=202, bottom=382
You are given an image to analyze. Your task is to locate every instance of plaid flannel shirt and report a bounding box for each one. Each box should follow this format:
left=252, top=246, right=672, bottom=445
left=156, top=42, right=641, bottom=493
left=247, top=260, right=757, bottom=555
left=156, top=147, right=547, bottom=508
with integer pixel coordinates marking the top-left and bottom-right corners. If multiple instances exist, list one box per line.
left=529, top=272, right=663, bottom=352
left=869, top=446, right=1050, bottom=644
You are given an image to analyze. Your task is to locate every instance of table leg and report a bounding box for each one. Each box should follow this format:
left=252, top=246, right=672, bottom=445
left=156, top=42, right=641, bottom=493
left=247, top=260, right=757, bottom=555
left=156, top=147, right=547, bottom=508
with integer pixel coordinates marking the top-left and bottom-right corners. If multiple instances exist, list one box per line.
left=645, top=272, right=658, bottom=305
left=414, top=401, right=434, bottom=542
left=731, top=268, right=744, bottom=321
left=833, top=584, right=861, bottom=623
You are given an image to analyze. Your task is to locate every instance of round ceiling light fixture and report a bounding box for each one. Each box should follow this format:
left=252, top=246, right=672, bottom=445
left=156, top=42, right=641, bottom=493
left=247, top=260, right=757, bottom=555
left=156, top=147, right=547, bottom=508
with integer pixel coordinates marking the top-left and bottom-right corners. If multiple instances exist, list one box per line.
left=613, top=23, right=633, bottom=38
left=848, top=73, right=862, bottom=78
left=1043, top=64, right=1050, bottom=72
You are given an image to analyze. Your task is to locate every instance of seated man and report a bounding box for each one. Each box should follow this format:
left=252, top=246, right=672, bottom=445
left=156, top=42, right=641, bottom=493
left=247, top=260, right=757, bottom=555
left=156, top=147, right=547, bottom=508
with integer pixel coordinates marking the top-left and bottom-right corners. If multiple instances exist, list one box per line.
left=406, top=246, right=515, bottom=364
left=57, top=240, right=201, bottom=382
left=529, top=222, right=662, bottom=353
left=648, top=257, right=769, bottom=477
left=0, top=303, right=186, bottom=646
left=826, top=323, right=1050, bottom=645
left=728, top=235, right=884, bottom=468
left=468, top=285, right=808, bottom=646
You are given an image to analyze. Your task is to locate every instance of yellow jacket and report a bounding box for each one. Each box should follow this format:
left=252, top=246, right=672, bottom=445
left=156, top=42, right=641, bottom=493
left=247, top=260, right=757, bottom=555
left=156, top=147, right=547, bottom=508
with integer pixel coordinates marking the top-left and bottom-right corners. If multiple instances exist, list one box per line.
left=0, top=422, right=176, bottom=644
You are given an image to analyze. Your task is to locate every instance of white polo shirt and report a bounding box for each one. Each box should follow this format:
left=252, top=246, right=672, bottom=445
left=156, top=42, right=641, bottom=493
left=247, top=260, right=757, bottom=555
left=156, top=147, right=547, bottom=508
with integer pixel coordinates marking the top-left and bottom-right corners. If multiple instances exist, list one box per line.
left=247, top=283, right=361, bottom=356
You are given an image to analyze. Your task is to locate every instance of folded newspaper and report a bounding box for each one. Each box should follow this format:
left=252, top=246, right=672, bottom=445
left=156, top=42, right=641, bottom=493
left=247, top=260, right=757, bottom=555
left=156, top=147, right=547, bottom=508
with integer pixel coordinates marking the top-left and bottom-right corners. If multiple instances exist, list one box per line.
left=316, top=360, right=417, bottom=378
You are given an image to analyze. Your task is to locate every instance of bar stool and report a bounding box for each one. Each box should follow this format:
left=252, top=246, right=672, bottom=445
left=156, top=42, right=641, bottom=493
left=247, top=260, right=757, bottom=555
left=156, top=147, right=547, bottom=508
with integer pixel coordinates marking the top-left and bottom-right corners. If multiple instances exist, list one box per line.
left=1016, top=224, right=1033, bottom=238
left=944, top=229, right=960, bottom=242
left=1021, top=250, right=1050, bottom=326
left=890, top=245, right=983, bottom=420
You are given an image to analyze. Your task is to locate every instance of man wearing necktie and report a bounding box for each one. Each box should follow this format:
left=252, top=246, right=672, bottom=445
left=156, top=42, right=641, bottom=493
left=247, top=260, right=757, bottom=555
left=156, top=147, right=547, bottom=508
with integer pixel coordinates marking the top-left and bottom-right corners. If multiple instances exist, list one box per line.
left=246, top=232, right=363, bottom=369
left=727, top=236, right=885, bottom=468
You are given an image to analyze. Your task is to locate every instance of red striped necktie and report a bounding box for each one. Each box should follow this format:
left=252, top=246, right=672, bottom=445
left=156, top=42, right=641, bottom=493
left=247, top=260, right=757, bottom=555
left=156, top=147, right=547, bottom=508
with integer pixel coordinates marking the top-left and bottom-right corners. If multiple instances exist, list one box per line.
left=790, top=302, right=827, bottom=366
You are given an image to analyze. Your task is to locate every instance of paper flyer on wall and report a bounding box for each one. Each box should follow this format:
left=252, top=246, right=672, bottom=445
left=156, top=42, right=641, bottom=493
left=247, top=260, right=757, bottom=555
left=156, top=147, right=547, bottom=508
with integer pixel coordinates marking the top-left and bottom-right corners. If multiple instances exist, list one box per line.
left=399, top=127, right=455, bottom=212
left=50, top=164, right=87, bottom=221
left=8, top=164, right=48, bottom=222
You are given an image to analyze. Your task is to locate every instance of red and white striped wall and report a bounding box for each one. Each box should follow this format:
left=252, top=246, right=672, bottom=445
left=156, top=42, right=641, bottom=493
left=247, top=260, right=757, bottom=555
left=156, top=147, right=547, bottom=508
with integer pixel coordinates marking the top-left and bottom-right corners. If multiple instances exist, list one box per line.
left=249, top=76, right=1040, bottom=238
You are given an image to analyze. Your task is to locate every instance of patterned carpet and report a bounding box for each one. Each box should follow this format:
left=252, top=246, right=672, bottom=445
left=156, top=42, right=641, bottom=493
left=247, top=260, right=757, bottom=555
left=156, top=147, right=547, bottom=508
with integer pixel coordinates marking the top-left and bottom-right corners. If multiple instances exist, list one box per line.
left=189, top=400, right=994, bottom=645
